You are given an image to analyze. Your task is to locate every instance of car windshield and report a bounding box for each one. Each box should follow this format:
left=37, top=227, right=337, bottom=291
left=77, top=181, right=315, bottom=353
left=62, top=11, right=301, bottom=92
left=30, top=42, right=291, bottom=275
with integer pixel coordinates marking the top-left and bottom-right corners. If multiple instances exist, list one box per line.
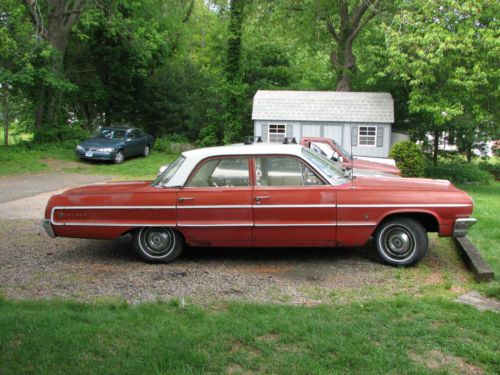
left=94, top=129, right=127, bottom=140
left=301, top=148, right=349, bottom=185
left=331, top=139, right=352, bottom=160
left=152, top=156, right=185, bottom=187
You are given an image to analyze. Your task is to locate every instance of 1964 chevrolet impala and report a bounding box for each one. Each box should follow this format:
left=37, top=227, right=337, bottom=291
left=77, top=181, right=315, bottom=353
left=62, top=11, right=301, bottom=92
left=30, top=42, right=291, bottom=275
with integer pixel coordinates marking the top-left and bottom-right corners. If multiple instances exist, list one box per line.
left=43, top=143, right=476, bottom=266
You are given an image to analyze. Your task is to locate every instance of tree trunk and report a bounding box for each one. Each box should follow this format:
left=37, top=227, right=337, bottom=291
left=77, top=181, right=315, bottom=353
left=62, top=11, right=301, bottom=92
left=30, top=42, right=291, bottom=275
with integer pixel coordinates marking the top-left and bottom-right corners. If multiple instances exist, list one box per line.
left=433, top=130, right=440, bottom=166
left=24, top=0, right=85, bottom=132
left=323, top=1, right=381, bottom=92
left=2, top=83, right=9, bottom=146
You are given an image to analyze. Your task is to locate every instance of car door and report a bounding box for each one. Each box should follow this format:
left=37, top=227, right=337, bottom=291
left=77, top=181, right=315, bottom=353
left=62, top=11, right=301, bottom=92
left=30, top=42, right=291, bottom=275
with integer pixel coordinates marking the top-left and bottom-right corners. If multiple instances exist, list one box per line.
left=177, top=156, right=253, bottom=246
left=252, top=155, right=337, bottom=246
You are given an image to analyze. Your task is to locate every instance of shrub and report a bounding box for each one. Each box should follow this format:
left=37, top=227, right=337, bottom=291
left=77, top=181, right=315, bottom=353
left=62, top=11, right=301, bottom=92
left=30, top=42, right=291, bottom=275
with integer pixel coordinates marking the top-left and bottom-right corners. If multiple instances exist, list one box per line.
left=425, top=160, right=492, bottom=184
left=155, top=134, right=191, bottom=153
left=389, top=141, right=426, bottom=177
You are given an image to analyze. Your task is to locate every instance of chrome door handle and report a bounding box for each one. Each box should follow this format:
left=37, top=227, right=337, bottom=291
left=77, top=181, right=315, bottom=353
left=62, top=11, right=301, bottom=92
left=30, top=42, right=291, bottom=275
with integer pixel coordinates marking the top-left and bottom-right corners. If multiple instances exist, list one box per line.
left=178, top=197, right=194, bottom=202
left=255, top=196, right=271, bottom=201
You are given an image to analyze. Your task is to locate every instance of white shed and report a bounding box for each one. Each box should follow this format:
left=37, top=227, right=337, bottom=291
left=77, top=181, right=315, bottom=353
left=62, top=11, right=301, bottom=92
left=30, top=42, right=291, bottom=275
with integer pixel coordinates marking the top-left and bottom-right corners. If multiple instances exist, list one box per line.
left=252, top=90, right=395, bottom=158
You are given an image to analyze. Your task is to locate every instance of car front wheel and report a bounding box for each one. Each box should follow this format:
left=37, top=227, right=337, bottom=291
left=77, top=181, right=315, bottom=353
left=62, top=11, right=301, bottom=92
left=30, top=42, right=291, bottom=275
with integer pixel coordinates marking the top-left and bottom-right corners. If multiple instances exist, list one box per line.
left=133, top=227, right=184, bottom=263
left=143, top=145, right=150, bottom=157
left=114, top=150, right=124, bottom=164
left=374, top=218, right=428, bottom=266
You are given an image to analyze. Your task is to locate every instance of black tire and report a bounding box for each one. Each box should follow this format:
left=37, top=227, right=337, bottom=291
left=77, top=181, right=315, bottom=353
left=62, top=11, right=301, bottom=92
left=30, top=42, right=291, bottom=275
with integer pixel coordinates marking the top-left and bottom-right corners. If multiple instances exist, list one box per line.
left=114, top=150, right=125, bottom=164
left=143, top=145, right=150, bottom=157
left=133, top=227, right=184, bottom=263
left=374, top=218, right=428, bottom=266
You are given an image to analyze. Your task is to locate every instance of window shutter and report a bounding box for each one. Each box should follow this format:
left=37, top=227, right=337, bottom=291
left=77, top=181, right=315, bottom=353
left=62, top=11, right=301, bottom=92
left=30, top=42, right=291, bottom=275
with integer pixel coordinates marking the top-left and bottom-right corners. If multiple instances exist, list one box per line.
left=377, top=126, right=384, bottom=147
left=262, top=124, right=268, bottom=142
left=351, top=126, right=358, bottom=146
left=286, top=124, right=293, bottom=138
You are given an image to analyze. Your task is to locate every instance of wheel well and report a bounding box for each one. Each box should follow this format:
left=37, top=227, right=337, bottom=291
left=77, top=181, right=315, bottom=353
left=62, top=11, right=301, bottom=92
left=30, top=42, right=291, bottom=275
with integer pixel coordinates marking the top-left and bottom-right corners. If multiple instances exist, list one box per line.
left=378, top=213, right=439, bottom=233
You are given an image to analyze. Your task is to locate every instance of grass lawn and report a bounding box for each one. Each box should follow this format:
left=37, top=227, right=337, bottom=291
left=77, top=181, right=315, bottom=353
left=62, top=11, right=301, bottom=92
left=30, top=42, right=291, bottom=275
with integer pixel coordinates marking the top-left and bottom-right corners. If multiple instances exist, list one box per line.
left=0, top=143, right=177, bottom=179
left=1, top=297, right=499, bottom=374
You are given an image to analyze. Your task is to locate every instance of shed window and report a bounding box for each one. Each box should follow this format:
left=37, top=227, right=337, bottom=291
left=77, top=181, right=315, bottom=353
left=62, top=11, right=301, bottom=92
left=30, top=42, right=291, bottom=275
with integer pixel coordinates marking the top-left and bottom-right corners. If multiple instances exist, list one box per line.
left=268, top=124, right=286, bottom=143
left=358, top=126, right=377, bottom=146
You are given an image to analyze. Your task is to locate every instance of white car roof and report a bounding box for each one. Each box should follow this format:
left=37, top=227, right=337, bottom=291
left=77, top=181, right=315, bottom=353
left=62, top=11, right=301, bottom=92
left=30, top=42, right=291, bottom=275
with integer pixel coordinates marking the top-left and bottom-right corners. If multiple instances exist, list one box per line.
left=165, top=143, right=306, bottom=187
left=182, top=143, right=304, bottom=158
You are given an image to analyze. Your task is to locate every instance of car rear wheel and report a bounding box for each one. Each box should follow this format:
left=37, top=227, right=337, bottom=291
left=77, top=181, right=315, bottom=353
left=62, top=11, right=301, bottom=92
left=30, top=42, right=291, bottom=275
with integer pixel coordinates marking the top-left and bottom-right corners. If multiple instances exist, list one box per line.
left=133, top=227, right=184, bottom=263
left=143, top=145, right=150, bottom=157
left=374, top=218, right=428, bottom=266
left=114, top=150, right=124, bottom=164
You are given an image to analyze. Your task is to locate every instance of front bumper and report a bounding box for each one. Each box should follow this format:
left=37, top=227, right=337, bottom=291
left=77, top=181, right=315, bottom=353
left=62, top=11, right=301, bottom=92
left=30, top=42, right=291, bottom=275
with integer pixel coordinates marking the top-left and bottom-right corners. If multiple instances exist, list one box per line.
left=42, top=219, right=56, bottom=238
left=453, top=218, right=477, bottom=237
left=76, top=150, right=116, bottom=161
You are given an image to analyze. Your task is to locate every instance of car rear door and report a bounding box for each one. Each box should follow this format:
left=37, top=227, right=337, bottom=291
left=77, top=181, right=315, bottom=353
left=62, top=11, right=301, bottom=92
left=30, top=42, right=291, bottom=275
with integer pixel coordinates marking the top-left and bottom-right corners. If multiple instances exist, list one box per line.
left=176, top=156, right=253, bottom=246
left=251, top=155, right=337, bottom=246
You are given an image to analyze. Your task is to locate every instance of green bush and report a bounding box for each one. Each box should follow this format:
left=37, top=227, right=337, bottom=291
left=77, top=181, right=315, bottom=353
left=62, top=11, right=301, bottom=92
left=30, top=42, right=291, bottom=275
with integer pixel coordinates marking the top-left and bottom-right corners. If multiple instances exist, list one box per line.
left=478, top=159, right=500, bottom=181
left=154, top=133, right=189, bottom=153
left=425, top=160, right=493, bottom=184
left=389, top=141, right=426, bottom=177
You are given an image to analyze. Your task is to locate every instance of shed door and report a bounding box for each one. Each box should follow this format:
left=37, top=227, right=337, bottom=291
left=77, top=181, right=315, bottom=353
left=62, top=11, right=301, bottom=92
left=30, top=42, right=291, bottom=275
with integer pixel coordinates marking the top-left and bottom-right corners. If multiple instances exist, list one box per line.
left=302, top=125, right=321, bottom=137
left=323, top=126, right=342, bottom=142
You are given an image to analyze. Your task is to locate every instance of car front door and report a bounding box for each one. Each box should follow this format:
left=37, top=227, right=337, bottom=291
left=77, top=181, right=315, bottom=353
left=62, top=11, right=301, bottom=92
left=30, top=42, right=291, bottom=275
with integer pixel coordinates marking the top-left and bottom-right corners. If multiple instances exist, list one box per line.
left=176, top=156, right=253, bottom=246
left=252, top=156, right=337, bottom=246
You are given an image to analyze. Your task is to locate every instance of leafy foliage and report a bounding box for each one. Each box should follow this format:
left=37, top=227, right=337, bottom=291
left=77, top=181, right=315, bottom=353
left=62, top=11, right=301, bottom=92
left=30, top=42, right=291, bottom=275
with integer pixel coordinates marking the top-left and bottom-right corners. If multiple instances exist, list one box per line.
left=425, top=159, right=493, bottom=185
left=389, top=141, right=425, bottom=177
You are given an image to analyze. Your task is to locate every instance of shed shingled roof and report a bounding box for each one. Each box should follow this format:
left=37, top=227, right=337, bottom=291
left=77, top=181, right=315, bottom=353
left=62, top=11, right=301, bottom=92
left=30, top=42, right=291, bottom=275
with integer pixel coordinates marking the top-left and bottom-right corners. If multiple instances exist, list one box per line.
left=252, top=90, right=394, bottom=123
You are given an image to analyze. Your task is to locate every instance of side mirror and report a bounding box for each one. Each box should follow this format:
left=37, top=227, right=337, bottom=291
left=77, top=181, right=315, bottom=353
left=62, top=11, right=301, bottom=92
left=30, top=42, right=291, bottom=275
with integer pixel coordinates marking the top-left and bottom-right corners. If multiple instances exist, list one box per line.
left=158, top=164, right=169, bottom=175
left=126, top=138, right=133, bottom=142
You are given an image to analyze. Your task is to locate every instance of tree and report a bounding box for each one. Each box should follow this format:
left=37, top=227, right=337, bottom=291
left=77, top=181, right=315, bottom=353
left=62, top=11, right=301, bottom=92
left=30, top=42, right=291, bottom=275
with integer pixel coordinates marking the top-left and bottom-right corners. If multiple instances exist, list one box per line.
left=23, top=0, right=86, bottom=133
left=384, top=0, right=500, bottom=164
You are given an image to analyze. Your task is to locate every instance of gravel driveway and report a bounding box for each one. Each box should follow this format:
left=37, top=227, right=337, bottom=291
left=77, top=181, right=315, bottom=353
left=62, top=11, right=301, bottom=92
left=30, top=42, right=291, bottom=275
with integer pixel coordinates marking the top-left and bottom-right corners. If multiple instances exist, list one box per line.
left=0, top=173, right=472, bottom=304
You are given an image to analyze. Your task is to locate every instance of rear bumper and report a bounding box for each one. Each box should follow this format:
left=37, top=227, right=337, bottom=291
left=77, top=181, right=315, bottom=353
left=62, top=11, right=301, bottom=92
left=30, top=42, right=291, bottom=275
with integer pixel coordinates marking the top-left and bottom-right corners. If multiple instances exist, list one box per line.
left=453, top=218, right=477, bottom=237
left=42, top=219, right=56, bottom=238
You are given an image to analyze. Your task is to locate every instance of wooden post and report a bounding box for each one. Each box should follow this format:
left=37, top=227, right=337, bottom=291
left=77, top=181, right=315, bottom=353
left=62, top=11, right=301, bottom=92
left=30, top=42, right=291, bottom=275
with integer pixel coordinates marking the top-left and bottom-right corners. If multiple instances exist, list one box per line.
left=2, top=83, right=8, bottom=146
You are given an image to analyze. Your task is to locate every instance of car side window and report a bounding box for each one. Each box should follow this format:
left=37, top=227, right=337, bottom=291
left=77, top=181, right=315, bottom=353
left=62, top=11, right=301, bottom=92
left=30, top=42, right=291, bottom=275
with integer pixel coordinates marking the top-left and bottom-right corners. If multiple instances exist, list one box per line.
left=187, top=158, right=249, bottom=188
left=255, top=157, right=324, bottom=186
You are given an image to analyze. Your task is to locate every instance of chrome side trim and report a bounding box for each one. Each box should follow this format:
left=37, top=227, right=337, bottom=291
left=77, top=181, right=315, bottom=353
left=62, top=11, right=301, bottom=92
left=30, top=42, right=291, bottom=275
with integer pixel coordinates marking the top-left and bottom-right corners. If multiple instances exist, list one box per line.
left=178, top=223, right=253, bottom=227
left=178, top=205, right=252, bottom=209
left=50, top=206, right=176, bottom=225
left=42, top=219, right=56, bottom=238
left=254, top=223, right=336, bottom=227
left=338, top=204, right=472, bottom=208
left=336, top=222, right=377, bottom=226
left=453, top=218, right=477, bottom=237
left=55, top=222, right=176, bottom=227
left=253, top=204, right=336, bottom=208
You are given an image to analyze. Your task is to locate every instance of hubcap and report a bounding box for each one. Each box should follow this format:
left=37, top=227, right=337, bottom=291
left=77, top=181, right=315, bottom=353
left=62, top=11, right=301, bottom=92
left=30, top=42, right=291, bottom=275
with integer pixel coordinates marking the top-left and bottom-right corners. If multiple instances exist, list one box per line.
left=144, top=146, right=150, bottom=156
left=141, top=228, right=174, bottom=257
left=115, top=152, right=124, bottom=163
left=380, top=225, right=415, bottom=260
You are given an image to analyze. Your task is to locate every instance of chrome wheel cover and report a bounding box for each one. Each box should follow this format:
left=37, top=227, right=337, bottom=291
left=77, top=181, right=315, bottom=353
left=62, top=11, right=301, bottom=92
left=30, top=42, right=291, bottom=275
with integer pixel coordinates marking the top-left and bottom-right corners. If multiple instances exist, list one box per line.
left=114, top=151, right=124, bottom=163
left=379, top=224, right=416, bottom=261
left=139, top=227, right=175, bottom=258
left=144, top=146, right=150, bottom=156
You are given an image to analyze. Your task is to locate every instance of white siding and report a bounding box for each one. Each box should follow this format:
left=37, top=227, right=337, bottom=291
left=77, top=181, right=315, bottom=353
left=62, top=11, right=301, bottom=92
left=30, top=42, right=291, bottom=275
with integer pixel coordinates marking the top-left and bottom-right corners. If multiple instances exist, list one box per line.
left=323, top=126, right=342, bottom=142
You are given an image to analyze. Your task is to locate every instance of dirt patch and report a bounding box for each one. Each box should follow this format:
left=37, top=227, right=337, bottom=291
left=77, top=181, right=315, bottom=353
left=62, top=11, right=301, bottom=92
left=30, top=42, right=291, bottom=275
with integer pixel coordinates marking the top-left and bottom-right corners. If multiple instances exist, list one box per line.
left=39, top=158, right=90, bottom=172
left=256, top=332, right=280, bottom=342
left=226, top=363, right=254, bottom=375
left=409, top=350, right=484, bottom=374
left=456, top=292, right=500, bottom=312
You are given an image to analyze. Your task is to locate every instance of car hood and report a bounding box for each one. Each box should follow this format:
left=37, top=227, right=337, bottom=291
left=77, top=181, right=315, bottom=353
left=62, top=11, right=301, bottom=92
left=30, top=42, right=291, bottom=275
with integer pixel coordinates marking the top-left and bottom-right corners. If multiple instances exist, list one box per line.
left=79, top=138, right=124, bottom=148
left=352, top=176, right=456, bottom=191
left=352, top=168, right=400, bottom=178
left=351, top=159, right=400, bottom=175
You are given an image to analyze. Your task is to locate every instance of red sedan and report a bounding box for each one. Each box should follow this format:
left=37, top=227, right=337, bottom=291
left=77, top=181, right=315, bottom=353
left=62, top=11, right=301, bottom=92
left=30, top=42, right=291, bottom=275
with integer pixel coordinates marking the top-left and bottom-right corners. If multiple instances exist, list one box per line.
left=43, top=143, right=476, bottom=266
